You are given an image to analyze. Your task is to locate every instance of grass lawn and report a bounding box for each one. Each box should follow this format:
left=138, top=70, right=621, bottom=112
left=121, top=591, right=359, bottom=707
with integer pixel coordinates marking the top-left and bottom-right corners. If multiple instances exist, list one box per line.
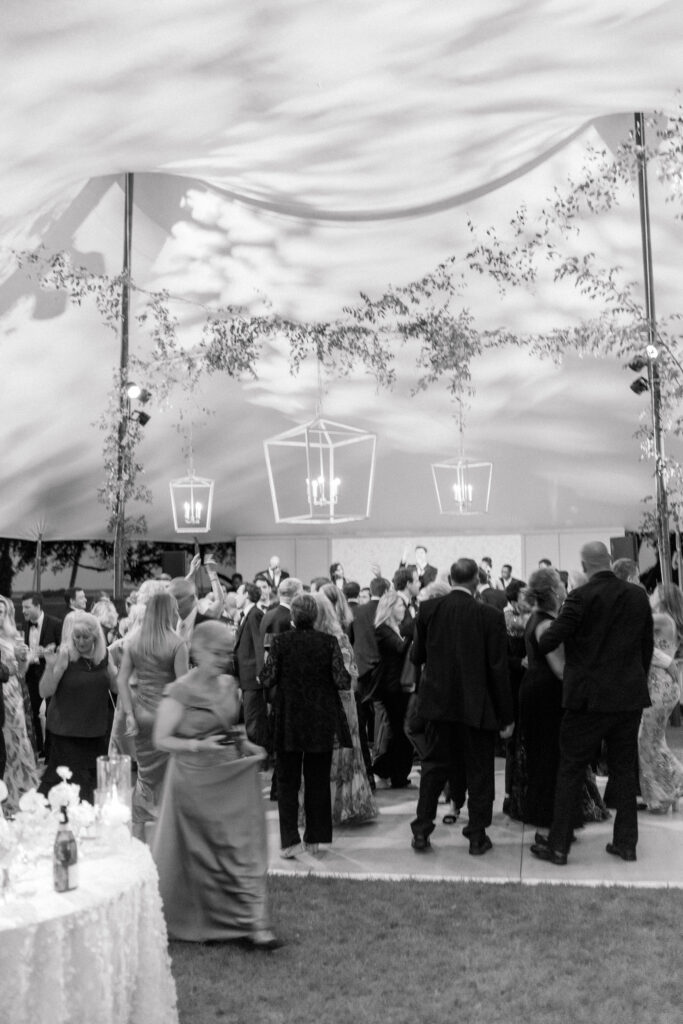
left=170, top=876, right=683, bottom=1024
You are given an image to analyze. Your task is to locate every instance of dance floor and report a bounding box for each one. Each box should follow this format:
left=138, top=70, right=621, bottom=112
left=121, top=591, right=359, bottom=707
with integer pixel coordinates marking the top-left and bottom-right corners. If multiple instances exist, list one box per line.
left=265, top=746, right=683, bottom=890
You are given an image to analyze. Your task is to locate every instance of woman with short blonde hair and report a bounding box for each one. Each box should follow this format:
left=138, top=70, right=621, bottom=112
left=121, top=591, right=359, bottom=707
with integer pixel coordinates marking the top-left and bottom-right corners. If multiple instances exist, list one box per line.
left=39, top=612, right=123, bottom=803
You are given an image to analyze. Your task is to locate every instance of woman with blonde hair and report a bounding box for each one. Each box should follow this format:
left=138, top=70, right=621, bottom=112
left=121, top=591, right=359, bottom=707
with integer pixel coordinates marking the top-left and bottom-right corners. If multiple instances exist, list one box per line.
left=639, top=583, right=683, bottom=813
left=0, top=595, right=39, bottom=811
left=117, top=591, right=189, bottom=839
left=371, top=590, right=414, bottom=788
left=316, top=585, right=377, bottom=824
left=40, top=612, right=129, bottom=803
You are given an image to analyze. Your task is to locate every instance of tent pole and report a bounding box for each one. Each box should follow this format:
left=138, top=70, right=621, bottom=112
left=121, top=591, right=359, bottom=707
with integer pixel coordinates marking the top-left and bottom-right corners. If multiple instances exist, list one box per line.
left=634, top=113, right=671, bottom=584
left=113, top=172, right=134, bottom=601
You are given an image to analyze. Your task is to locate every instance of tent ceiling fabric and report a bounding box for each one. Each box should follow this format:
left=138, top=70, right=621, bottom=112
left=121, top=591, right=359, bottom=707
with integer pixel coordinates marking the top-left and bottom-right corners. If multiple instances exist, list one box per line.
left=3, top=2, right=683, bottom=540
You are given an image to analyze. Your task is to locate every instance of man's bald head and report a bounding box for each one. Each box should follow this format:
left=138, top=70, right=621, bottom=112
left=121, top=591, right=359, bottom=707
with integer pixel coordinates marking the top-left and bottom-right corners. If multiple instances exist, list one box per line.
left=580, top=542, right=612, bottom=577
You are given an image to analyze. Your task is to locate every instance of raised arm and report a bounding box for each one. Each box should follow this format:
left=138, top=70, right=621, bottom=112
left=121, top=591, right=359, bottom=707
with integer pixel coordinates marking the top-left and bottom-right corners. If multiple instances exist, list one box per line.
left=39, top=648, right=69, bottom=699
left=537, top=591, right=583, bottom=655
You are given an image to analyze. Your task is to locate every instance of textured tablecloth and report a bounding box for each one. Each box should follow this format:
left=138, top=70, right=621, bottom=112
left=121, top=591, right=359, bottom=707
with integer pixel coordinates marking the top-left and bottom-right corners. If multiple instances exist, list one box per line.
left=0, top=839, right=178, bottom=1024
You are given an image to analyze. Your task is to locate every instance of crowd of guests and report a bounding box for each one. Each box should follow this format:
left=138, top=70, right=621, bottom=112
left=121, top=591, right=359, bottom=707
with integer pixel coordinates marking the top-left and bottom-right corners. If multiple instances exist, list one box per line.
left=0, top=541, right=681, bottom=945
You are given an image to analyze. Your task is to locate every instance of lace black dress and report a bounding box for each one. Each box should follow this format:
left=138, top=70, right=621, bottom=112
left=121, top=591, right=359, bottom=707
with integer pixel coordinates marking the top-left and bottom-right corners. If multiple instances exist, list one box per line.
left=506, top=611, right=563, bottom=827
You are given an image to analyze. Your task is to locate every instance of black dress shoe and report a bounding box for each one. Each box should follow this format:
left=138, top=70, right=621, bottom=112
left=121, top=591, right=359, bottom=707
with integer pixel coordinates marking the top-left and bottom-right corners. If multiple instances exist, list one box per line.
left=469, top=834, right=493, bottom=856
left=411, top=834, right=431, bottom=852
left=534, top=831, right=577, bottom=847
left=606, top=842, right=637, bottom=862
left=530, top=843, right=567, bottom=866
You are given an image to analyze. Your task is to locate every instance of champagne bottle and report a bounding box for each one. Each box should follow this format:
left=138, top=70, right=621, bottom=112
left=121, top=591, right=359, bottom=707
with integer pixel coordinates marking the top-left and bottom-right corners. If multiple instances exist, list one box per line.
left=53, top=805, right=78, bottom=892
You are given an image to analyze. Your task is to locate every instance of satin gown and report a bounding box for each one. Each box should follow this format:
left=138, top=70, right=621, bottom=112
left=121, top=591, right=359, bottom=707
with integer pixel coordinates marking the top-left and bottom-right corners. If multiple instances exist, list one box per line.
left=151, top=672, right=270, bottom=942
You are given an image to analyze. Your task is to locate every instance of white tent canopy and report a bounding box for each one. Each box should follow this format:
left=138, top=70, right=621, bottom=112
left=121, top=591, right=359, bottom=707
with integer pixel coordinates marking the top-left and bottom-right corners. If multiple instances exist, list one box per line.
left=3, top=1, right=683, bottom=541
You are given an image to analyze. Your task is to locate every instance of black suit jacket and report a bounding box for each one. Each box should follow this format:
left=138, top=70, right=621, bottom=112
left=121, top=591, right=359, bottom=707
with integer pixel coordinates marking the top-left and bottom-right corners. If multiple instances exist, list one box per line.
left=349, top=600, right=381, bottom=678
left=479, top=587, right=508, bottom=612
left=537, top=570, right=653, bottom=713
left=23, top=613, right=62, bottom=683
left=412, top=589, right=512, bottom=730
left=234, top=605, right=264, bottom=690
left=257, top=604, right=293, bottom=672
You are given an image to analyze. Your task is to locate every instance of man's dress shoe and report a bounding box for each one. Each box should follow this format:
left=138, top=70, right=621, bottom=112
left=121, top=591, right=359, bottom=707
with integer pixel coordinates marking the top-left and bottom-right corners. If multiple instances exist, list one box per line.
left=411, top=834, right=431, bottom=852
left=469, top=834, right=493, bottom=856
left=530, top=843, right=568, bottom=866
left=605, top=842, right=637, bottom=862
left=534, top=831, right=577, bottom=847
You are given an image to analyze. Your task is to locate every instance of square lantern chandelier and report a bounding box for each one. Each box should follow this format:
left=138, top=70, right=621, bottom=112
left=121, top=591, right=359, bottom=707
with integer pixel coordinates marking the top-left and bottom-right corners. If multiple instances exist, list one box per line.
left=431, top=457, right=493, bottom=515
left=169, top=473, right=214, bottom=533
left=264, top=416, right=376, bottom=524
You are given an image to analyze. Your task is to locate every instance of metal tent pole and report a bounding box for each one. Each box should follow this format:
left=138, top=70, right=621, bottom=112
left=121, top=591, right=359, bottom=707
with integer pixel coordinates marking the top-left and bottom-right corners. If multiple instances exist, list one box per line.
left=634, top=113, right=671, bottom=584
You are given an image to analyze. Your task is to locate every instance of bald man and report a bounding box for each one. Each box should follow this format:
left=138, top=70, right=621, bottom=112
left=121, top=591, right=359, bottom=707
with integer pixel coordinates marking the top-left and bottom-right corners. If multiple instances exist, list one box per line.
left=530, top=541, right=653, bottom=866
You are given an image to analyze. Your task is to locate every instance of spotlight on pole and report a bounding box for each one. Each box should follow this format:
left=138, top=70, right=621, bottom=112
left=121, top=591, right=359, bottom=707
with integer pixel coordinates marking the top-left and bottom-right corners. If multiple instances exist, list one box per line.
left=630, top=376, right=649, bottom=395
left=130, top=410, right=151, bottom=426
left=628, top=356, right=648, bottom=372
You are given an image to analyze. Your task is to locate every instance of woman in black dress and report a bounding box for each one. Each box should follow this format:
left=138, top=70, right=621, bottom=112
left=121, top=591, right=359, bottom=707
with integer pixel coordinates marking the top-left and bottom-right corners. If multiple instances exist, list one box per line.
left=371, top=590, right=414, bottom=789
left=39, top=612, right=134, bottom=803
left=515, top=568, right=566, bottom=827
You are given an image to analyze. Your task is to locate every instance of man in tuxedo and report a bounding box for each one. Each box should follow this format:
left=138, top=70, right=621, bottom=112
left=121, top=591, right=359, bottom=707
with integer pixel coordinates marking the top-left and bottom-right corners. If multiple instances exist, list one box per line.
left=234, top=582, right=267, bottom=747
left=21, top=593, right=62, bottom=757
left=531, top=541, right=653, bottom=866
left=256, top=556, right=289, bottom=592
left=398, top=545, right=437, bottom=590
left=63, top=587, right=87, bottom=613
left=498, top=563, right=523, bottom=590
left=258, top=577, right=303, bottom=671
left=409, top=558, right=513, bottom=856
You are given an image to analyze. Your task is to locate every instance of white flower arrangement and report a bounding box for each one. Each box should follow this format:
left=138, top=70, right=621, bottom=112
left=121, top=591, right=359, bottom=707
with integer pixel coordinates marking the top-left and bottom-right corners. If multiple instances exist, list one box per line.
left=18, top=789, right=49, bottom=816
left=47, top=766, right=81, bottom=812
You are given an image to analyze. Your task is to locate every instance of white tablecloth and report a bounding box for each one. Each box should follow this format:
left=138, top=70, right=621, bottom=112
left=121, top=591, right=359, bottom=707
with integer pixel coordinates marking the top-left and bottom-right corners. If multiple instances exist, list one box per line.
left=0, top=840, right=178, bottom=1024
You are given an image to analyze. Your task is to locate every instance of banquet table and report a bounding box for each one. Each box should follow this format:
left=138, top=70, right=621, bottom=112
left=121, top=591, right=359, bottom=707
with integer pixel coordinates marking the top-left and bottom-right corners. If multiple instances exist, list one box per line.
left=0, top=839, right=178, bottom=1024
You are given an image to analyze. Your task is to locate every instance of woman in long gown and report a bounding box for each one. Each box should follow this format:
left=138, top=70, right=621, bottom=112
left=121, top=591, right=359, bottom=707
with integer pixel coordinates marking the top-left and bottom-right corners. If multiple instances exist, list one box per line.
left=0, top=596, right=39, bottom=812
left=116, top=592, right=188, bottom=840
left=515, top=568, right=566, bottom=827
left=151, top=621, right=278, bottom=949
left=371, top=591, right=414, bottom=789
left=316, top=585, right=377, bottom=824
left=639, top=583, right=683, bottom=813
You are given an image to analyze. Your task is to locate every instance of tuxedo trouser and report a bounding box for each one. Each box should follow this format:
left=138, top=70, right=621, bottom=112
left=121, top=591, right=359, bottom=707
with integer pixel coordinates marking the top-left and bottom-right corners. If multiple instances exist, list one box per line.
left=412, top=721, right=491, bottom=839
left=277, top=749, right=333, bottom=847
left=354, top=691, right=374, bottom=781
left=549, top=708, right=641, bottom=854
left=241, top=688, right=270, bottom=749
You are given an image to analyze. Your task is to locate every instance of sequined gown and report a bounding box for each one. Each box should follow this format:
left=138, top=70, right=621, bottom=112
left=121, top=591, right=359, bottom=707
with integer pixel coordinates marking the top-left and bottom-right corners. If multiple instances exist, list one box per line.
left=0, top=637, right=39, bottom=812
left=328, top=635, right=377, bottom=824
left=639, top=614, right=683, bottom=812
